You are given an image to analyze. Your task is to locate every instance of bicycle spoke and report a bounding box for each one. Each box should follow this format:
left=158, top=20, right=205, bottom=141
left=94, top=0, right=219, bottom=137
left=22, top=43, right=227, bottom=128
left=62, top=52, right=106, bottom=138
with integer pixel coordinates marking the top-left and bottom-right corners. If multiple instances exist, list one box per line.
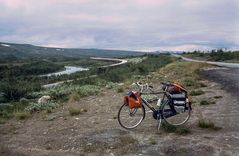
left=118, top=104, right=145, bottom=129
left=162, top=101, right=191, bottom=126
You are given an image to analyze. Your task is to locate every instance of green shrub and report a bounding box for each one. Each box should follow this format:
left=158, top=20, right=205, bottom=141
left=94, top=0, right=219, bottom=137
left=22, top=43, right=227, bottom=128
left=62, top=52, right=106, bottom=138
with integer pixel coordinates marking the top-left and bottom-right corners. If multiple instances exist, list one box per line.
left=68, top=107, right=83, bottom=116
left=214, top=96, right=222, bottom=99
left=181, top=79, right=195, bottom=87
left=117, top=86, right=124, bottom=93
left=20, top=98, right=29, bottom=105
left=78, top=85, right=100, bottom=97
left=200, top=100, right=215, bottom=105
left=175, top=126, right=191, bottom=135
left=27, top=92, right=45, bottom=99
left=161, top=122, right=191, bottom=135
left=25, top=101, right=59, bottom=113
left=0, top=106, right=13, bottom=119
left=105, top=82, right=118, bottom=89
left=149, top=138, right=157, bottom=145
left=161, top=122, right=177, bottom=133
left=190, top=90, right=205, bottom=96
left=68, top=92, right=80, bottom=102
left=14, top=112, right=30, bottom=120
left=0, top=119, right=6, bottom=124
left=198, top=119, right=221, bottom=130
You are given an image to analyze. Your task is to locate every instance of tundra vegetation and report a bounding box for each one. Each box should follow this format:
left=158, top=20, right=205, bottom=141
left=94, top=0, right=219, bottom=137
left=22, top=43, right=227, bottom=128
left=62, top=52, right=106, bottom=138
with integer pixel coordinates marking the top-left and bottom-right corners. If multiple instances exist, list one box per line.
left=183, top=49, right=239, bottom=62
left=0, top=54, right=174, bottom=120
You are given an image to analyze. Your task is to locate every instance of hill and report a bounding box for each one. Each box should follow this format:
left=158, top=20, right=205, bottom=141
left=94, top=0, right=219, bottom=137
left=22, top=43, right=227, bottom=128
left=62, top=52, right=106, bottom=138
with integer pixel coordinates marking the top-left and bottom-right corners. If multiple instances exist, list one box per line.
left=0, top=42, right=145, bottom=61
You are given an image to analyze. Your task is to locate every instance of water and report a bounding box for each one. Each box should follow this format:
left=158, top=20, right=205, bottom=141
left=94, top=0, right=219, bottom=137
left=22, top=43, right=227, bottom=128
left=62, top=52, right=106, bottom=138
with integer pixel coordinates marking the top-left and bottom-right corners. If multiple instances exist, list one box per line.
left=42, top=66, right=89, bottom=77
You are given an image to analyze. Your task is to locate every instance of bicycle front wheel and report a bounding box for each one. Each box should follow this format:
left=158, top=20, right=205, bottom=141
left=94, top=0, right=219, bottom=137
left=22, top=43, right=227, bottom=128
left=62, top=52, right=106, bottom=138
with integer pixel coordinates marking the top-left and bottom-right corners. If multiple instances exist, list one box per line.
left=118, top=103, right=145, bottom=129
left=162, top=100, right=191, bottom=126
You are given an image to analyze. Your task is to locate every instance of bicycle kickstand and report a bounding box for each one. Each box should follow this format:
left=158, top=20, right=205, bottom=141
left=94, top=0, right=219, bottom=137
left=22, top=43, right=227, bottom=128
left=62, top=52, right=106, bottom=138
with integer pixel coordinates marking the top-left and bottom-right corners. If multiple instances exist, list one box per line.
left=157, top=115, right=162, bottom=131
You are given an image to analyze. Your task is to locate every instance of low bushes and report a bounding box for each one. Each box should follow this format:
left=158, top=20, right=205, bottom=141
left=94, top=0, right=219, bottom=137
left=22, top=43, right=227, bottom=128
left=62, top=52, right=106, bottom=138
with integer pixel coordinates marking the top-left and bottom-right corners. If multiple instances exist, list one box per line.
left=25, top=101, right=59, bottom=113
left=161, top=122, right=191, bottom=135
left=190, top=90, right=205, bottom=96
left=14, top=112, right=31, bottom=120
left=68, top=107, right=87, bottom=116
left=200, top=100, right=216, bottom=105
left=198, top=119, right=221, bottom=130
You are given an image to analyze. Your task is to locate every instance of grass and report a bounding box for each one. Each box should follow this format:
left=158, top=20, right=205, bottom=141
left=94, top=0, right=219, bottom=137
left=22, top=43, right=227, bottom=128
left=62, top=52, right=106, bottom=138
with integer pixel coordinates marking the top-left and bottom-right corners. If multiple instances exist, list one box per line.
left=214, top=95, right=223, bottom=99
left=45, top=108, right=53, bottom=114
left=190, top=90, right=205, bottom=96
left=159, top=62, right=210, bottom=82
left=45, top=145, right=52, bottom=150
left=149, top=138, right=157, bottom=145
left=78, top=85, right=100, bottom=97
left=199, top=82, right=207, bottom=87
left=14, top=112, right=31, bottom=120
left=68, top=107, right=82, bottom=116
left=68, top=92, right=81, bottom=102
left=0, top=119, right=6, bottom=124
left=25, top=101, right=59, bottom=113
left=180, top=79, right=196, bottom=87
left=68, top=107, right=87, bottom=116
left=198, top=119, right=222, bottom=130
left=0, top=144, right=10, bottom=154
left=113, top=135, right=137, bottom=149
left=117, top=86, right=124, bottom=93
left=161, top=122, right=191, bottom=135
left=200, top=100, right=216, bottom=105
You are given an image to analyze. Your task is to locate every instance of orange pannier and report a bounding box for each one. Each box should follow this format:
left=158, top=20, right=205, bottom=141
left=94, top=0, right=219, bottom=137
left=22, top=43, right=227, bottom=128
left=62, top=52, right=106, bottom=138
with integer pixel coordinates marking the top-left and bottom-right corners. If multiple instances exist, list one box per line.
left=172, top=82, right=187, bottom=92
left=124, top=91, right=142, bottom=108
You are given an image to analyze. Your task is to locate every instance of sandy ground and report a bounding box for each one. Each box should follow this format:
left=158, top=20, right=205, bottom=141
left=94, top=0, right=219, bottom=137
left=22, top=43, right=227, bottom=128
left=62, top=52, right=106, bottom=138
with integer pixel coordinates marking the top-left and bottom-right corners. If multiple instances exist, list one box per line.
left=1, top=68, right=239, bottom=156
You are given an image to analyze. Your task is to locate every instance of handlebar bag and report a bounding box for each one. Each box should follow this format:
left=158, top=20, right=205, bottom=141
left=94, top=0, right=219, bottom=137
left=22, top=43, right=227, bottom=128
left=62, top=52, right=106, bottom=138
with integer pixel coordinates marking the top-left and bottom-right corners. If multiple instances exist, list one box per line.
left=124, top=91, right=142, bottom=108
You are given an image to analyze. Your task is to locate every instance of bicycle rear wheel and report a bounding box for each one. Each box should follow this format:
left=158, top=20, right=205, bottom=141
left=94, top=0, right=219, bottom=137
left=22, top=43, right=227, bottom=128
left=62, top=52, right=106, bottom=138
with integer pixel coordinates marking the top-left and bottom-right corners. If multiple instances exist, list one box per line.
left=118, top=103, right=145, bottom=129
left=162, top=100, right=191, bottom=126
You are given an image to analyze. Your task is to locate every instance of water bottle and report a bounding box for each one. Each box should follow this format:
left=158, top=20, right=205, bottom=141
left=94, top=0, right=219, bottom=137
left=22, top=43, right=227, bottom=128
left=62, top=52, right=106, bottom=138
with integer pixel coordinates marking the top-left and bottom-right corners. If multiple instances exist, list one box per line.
left=157, top=98, right=161, bottom=107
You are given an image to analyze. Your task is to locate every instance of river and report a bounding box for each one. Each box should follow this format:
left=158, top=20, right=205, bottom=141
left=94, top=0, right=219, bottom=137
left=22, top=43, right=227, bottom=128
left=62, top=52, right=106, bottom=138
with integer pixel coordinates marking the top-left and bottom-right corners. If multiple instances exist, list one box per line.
left=42, top=66, right=89, bottom=77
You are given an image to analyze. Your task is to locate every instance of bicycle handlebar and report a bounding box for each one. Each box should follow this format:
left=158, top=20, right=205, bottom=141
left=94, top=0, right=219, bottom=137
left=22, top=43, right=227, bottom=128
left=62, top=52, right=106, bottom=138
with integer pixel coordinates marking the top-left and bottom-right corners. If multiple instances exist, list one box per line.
left=134, top=82, right=153, bottom=92
left=133, top=82, right=167, bottom=94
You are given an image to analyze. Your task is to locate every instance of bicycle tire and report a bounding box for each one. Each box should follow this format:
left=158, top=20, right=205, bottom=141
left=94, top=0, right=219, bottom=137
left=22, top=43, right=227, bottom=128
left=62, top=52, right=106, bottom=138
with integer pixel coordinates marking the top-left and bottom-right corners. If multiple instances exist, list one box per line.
left=162, top=100, right=191, bottom=126
left=118, top=103, right=145, bottom=129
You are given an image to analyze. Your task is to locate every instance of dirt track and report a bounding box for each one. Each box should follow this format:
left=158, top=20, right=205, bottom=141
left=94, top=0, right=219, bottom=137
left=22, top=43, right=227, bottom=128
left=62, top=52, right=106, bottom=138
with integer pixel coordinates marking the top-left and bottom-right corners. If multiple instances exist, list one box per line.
left=1, top=66, right=239, bottom=156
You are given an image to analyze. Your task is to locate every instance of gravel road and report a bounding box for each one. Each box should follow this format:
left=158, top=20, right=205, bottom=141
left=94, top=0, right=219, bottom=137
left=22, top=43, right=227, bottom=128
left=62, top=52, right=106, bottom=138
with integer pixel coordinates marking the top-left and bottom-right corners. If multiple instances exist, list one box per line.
left=201, top=68, right=239, bottom=98
left=172, top=54, right=239, bottom=97
left=173, top=54, right=239, bottom=68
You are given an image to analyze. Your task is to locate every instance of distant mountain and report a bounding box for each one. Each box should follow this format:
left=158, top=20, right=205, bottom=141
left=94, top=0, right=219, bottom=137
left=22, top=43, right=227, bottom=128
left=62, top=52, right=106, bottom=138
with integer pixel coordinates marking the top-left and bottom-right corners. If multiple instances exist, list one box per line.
left=153, top=50, right=185, bottom=54
left=0, top=42, right=146, bottom=60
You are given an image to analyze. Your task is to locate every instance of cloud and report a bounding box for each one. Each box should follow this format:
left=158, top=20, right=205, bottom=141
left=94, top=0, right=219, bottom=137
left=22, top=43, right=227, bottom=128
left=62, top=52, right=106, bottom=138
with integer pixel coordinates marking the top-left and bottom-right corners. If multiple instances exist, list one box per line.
left=0, top=0, right=239, bottom=51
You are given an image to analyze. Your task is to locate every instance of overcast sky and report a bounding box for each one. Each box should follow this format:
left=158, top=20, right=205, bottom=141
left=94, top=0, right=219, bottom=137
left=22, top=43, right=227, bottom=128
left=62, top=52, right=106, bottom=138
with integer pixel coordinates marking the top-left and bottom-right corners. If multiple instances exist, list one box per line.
left=0, top=0, right=239, bottom=51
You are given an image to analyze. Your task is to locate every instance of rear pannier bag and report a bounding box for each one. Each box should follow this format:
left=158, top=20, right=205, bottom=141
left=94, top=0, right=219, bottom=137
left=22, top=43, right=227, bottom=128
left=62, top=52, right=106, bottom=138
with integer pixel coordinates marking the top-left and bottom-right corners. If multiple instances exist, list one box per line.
left=124, top=91, right=142, bottom=108
left=167, top=82, right=189, bottom=112
left=162, top=82, right=187, bottom=94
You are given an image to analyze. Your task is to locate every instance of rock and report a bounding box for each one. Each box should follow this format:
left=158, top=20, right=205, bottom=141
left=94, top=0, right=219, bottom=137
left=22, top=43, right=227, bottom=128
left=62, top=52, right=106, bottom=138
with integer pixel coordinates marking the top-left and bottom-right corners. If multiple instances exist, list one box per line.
left=110, top=153, right=115, bottom=156
left=38, top=95, right=51, bottom=104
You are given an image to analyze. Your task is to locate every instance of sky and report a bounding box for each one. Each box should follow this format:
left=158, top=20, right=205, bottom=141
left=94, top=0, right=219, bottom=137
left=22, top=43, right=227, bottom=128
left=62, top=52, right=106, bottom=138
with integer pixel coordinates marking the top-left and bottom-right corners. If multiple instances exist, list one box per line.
left=0, top=0, right=239, bottom=51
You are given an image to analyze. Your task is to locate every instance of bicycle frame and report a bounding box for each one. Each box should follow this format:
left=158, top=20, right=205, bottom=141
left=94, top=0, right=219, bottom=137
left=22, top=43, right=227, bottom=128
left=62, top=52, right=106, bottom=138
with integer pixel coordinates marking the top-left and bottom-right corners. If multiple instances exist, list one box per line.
left=140, top=91, right=166, bottom=112
left=137, top=82, right=181, bottom=118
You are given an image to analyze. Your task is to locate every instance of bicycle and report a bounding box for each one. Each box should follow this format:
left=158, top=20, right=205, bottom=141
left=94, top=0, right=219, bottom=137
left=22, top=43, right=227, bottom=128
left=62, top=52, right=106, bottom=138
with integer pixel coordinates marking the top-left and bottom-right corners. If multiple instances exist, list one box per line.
left=117, top=82, right=192, bottom=130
